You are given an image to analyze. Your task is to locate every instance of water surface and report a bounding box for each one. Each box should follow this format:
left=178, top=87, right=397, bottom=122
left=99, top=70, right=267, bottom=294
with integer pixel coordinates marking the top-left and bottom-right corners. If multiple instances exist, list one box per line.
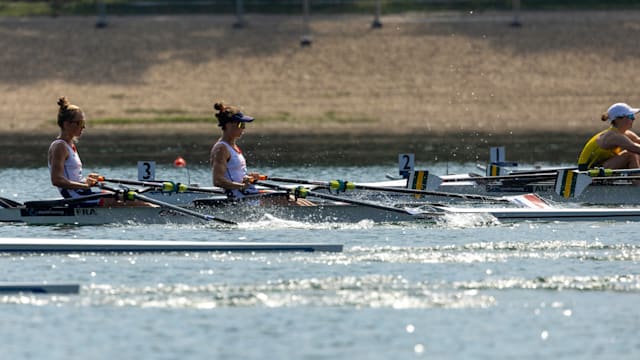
left=0, top=164, right=638, bottom=359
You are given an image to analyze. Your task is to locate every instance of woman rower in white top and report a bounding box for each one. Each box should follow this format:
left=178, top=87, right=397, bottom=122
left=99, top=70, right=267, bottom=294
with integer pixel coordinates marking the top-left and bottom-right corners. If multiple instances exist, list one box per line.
left=209, top=101, right=261, bottom=199
left=209, top=101, right=315, bottom=206
left=48, top=96, right=151, bottom=207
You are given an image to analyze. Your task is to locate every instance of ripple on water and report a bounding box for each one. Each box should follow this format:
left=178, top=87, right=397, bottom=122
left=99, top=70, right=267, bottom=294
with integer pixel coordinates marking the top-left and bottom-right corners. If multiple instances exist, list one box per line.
left=0, top=275, right=496, bottom=309
left=339, top=240, right=640, bottom=264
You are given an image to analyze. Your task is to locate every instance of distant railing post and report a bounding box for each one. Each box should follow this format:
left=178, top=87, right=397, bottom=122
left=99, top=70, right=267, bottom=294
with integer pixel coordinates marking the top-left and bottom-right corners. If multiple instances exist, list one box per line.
left=233, top=0, right=246, bottom=29
left=510, top=0, right=522, bottom=27
left=95, top=0, right=108, bottom=28
left=300, top=0, right=312, bottom=46
left=50, top=0, right=60, bottom=17
left=372, top=0, right=382, bottom=28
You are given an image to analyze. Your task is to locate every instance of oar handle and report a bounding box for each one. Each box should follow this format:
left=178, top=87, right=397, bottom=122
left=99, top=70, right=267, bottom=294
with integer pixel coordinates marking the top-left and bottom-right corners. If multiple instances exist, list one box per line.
left=99, top=177, right=186, bottom=192
left=99, top=177, right=225, bottom=194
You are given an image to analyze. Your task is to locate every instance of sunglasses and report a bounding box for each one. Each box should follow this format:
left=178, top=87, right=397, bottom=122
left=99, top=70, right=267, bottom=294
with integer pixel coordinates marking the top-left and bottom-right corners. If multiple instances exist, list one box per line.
left=236, top=122, right=246, bottom=129
left=628, top=114, right=635, bottom=121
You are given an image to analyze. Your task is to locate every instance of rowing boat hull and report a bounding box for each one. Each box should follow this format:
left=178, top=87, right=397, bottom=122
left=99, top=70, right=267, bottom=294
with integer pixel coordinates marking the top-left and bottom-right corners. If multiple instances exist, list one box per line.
left=0, top=201, right=428, bottom=225
left=434, top=180, right=640, bottom=205
left=5, top=201, right=640, bottom=225
left=0, top=206, right=209, bottom=225
left=440, top=206, right=640, bottom=222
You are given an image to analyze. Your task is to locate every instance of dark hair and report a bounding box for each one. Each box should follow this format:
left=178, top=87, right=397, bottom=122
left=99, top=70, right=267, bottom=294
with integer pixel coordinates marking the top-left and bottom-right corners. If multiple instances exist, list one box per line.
left=213, top=101, right=241, bottom=128
left=57, top=96, right=82, bottom=128
left=601, top=112, right=609, bottom=122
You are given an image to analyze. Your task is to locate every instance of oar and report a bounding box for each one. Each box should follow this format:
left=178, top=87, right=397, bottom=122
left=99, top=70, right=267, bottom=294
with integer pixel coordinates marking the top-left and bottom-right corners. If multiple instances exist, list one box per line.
left=507, top=166, right=578, bottom=176
left=444, top=172, right=559, bottom=183
left=98, top=183, right=237, bottom=225
left=0, top=196, right=23, bottom=208
left=99, top=177, right=226, bottom=195
left=590, top=175, right=640, bottom=181
left=262, top=176, right=512, bottom=203
left=581, top=167, right=640, bottom=177
left=255, top=181, right=444, bottom=218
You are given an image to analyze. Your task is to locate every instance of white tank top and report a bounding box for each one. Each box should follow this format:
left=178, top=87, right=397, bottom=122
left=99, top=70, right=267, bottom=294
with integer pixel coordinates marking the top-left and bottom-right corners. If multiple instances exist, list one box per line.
left=48, top=139, right=88, bottom=198
left=213, top=140, right=256, bottom=198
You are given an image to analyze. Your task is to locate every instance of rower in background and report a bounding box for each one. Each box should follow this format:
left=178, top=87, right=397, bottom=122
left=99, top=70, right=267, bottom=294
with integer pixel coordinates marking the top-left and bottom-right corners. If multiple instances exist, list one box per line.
left=577, top=102, right=640, bottom=172
left=48, top=96, right=151, bottom=207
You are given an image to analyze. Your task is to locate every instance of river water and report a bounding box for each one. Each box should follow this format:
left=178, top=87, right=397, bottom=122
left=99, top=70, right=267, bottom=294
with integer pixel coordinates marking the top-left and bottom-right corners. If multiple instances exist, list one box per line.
left=0, top=163, right=638, bottom=359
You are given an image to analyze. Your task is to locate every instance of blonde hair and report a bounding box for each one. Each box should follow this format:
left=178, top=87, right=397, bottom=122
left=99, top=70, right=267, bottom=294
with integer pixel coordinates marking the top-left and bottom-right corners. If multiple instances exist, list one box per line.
left=57, top=96, right=82, bottom=128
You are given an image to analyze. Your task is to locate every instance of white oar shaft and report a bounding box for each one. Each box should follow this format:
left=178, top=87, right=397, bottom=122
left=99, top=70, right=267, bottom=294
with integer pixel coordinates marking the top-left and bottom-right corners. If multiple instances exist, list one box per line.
left=265, top=176, right=507, bottom=202
left=441, top=173, right=558, bottom=182
left=256, top=181, right=442, bottom=217
left=591, top=175, right=640, bottom=181
left=103, top=177, right=225, bottom=194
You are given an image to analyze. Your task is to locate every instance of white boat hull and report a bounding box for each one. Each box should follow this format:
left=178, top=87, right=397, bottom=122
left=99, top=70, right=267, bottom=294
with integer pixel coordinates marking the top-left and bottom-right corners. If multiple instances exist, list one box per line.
left=5, top=200, right=640, bottom=225
left=0, top=201, right=428, bottom=225
left=435, top=180, right=640, bottom=205
left=439, top=206, right=640, bottom=222
left=0, top=206, right=208, bottom=225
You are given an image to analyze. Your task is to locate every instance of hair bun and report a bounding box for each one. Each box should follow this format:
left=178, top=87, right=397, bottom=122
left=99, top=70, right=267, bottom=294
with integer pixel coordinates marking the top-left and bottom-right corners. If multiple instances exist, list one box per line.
left=213, top=102, right=226, bottom=111
left=57, top=96, right=70, bottom=109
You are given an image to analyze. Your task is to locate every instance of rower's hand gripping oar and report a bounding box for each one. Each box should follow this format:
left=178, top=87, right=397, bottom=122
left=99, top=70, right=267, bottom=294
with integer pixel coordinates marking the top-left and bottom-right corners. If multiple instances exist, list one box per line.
left=97, top=183, right=237, bottom=225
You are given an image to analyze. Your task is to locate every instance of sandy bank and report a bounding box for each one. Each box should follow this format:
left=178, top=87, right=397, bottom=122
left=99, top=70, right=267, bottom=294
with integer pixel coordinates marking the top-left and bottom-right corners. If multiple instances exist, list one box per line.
left=1, top=11, right=639, bottom=166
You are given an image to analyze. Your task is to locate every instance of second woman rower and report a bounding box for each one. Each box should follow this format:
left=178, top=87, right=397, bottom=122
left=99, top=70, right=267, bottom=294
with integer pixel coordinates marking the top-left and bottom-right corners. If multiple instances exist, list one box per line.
left=209, top=101, right=313, bottom=205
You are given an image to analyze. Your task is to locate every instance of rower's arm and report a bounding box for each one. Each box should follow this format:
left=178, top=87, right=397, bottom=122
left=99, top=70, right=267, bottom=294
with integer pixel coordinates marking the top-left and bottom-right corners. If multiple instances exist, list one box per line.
left=49, top=142, right=93, bottom=190
left=616, top=132, right=640, bottom=154
left=624, top=130, right=640, bottom=145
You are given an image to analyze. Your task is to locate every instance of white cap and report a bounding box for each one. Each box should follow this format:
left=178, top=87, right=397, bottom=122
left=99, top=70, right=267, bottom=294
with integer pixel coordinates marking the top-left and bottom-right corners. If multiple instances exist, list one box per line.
left=607, top=102, right=640, bottom=123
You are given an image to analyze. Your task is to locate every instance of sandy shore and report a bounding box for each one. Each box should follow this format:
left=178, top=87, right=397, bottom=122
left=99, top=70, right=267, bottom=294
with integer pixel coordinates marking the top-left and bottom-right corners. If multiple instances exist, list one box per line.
left=2, top=11, right=640, bottom=166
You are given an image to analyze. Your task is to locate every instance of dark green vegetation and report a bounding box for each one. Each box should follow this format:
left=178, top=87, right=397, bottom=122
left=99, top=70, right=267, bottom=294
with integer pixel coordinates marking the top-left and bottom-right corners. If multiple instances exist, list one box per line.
left=2, top=0, right=639, bottom=17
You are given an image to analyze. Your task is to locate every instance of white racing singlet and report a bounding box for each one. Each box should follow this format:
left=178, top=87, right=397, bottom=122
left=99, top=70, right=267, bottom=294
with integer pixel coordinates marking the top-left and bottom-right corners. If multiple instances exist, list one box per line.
left=214, top=140, right=257, bottom=199
left=48, top=139, right=99, bottom=201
